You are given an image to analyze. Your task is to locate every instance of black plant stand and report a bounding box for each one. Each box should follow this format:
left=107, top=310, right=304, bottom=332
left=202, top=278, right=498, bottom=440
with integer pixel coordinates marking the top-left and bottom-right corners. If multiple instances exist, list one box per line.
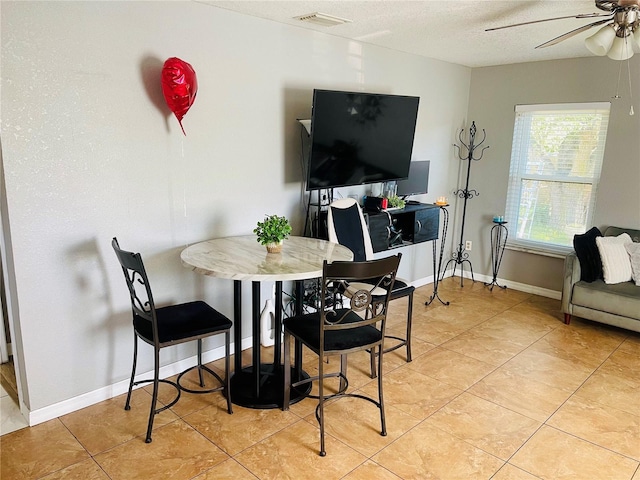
left=485, top=221, right=508, bottom=291
left=442, top=121, right=489, bottom=287
left=426, top=204, right=450, bottom=306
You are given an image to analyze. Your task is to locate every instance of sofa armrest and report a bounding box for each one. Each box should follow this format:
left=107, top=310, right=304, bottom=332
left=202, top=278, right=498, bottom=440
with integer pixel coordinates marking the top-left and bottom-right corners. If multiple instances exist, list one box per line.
left=561, top=252, right=581, bottom=315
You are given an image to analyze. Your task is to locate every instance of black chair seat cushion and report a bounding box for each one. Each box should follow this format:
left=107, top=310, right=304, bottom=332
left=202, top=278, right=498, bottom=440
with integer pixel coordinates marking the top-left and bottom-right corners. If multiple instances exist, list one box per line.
left=284, top=309, right=382, bottom=351
left=134, top=301, right=232, bottom=344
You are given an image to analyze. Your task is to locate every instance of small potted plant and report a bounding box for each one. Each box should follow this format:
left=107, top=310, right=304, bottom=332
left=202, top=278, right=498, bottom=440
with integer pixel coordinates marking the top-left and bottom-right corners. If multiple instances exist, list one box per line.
left=387, top=194, right=406, bottom=209
left=253, top=214, right=292, bottom=253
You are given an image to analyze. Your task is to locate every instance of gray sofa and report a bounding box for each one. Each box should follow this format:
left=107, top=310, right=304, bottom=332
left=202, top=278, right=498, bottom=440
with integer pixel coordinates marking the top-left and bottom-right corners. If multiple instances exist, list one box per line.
left=561, top=226, right=640, bottom=333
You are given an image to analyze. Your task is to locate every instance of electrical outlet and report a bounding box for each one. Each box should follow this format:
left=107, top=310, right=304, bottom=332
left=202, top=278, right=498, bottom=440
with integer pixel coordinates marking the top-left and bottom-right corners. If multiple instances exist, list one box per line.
left=465, top=240, right=472, bottom=251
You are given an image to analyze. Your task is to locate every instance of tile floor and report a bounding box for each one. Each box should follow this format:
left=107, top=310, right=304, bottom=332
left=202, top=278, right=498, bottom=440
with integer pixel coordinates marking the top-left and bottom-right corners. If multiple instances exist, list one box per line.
left=1, top=278, right=639, bottom=479
left=1, top=360, right=28, bottom=437
left=1, top=385, right=27, bottom=437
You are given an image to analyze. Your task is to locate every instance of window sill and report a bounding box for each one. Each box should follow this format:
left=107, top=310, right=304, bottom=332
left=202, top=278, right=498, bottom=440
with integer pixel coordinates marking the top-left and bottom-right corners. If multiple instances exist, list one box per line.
left=505, top=244, right=569, bottom=259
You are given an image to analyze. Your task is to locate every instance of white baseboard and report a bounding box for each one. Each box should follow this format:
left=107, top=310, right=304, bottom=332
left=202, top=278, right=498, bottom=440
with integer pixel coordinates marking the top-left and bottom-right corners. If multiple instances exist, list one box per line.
left=412, top=270, right=561, bottom=300
left=27, top=337, right=252, bottom=427
left=443, top=270, right=561, bottom=300
left=409, top=274, right=435, bottom=289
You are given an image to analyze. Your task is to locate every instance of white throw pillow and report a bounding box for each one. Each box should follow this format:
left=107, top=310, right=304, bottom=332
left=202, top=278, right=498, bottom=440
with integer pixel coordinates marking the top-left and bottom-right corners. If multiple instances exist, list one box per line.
left=625, top=242, right=640, bottom=287
left=596, top=233, right=633, bottom=284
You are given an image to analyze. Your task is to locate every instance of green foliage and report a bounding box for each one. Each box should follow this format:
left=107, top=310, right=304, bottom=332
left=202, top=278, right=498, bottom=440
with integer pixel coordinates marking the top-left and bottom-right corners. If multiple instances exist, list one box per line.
left=387, top=195, right=405, bottom=209
left=253, top=214, right=292, bottom=245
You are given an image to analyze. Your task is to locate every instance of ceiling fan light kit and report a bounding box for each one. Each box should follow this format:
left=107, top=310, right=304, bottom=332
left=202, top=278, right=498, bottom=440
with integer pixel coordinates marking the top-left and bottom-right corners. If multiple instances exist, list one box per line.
left=487, top=0, right=638, bottom=115
left=584, top=3, right=638, bottom=59
left=585, top=25, right=617, bottom=55
left=607, top=35, right=635, bottom=59
left=488, top=0, right=640, bottom=60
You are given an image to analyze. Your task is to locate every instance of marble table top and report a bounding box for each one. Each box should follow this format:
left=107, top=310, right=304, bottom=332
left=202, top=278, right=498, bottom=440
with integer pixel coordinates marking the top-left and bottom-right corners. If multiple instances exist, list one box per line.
left=181, top=235, right=353, bottom=281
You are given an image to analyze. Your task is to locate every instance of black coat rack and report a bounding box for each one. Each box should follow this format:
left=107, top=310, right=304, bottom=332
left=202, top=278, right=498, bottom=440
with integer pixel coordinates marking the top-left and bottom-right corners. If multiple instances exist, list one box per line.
left=443, top=121, right=489, bottom=286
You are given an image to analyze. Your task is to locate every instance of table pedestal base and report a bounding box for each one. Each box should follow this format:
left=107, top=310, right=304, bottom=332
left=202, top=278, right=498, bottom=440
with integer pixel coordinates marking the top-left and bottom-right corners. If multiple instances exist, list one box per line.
left=230, top=364, right=311, bottom=409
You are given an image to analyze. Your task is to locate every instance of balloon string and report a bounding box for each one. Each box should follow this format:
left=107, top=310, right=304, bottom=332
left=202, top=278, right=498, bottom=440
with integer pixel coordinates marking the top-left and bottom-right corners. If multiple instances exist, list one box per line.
left=182, top=137, right=189, bottom=249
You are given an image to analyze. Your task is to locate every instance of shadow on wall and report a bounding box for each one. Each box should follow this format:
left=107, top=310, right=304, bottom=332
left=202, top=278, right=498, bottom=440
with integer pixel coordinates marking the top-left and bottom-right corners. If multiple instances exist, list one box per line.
left=140, top=55, right=172, bottom=134
left=68, top=238, right=130, bottom=385
left=282, top=86, right=314, bottom=188
left=121, top=242, right=232, bottom=360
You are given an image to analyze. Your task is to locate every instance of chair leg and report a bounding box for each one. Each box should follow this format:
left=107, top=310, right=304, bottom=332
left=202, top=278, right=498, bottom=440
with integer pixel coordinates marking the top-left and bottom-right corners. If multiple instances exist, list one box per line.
left=145, top=348, right=161, bottom=443
left=370, top=300, right=380, bottom=379
left=283, top=331, right=291, bottom=411
left=369, top=292, right=414, bottom=378
left=564, top=313, right=571, bottom=325
left=368, top=346, right=375, bottom=376
left=294, top=338, right=303, bottom=377
left=318, top=351, right=326, bottom=457
left=377, top=344, right=387, bottom=437
left=125, top=334, right=138, bottom=411
left=405, top=291, right=413, bottom=363
left=339, top=354, right=348, bottom=393
left=197, top=339, right=205, bottom=387
left=225, top=330, right=233, bottom=414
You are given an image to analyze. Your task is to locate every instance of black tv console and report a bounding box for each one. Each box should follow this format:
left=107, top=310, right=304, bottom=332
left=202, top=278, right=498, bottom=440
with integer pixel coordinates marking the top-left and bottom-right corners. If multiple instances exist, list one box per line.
left=310, top=200, right=450, bottom=307
left=310, top=200, right=440, bottom=253
left=365, top=203, right=440, bottom=252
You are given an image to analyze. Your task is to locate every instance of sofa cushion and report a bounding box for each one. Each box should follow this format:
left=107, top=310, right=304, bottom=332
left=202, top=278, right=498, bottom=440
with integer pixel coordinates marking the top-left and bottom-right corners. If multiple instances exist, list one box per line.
left=596, top=233, right=633, bottom=284
left=626, top=242, right=640, bottom=287
left=573, top=226, right=603, bottom=282
left=572, top=280, right=640, bottom=320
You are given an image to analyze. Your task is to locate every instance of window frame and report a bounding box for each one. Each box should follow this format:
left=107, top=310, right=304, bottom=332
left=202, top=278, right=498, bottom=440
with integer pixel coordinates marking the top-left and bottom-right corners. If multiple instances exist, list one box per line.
left=505, top=102, right=611, bottom=256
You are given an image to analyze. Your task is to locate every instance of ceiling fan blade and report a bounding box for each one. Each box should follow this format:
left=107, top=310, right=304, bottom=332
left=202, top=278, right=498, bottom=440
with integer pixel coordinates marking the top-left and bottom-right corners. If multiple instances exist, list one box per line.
left=535, top=18, right=612, bottom=48
left=485, top=12, right=612, bottom=32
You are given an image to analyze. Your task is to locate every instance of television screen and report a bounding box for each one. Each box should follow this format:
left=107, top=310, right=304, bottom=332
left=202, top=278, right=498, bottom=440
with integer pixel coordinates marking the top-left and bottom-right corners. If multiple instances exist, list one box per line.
left=396, top=160, right=430, bottom=198
left=306, top=89, right=419, bottom=191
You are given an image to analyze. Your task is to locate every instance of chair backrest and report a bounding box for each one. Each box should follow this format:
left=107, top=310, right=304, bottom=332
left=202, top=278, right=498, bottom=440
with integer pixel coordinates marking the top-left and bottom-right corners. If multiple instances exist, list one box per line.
left=319, top=254, right=400, bottom=353
left=112, top=238, right=158, bottom=341
left=327, top=198, right=374, bottom=261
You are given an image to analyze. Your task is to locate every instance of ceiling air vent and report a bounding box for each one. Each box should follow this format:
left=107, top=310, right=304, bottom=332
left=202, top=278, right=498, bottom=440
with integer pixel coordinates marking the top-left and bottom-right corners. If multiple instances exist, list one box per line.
left=294, top=12, right=352, bottom=27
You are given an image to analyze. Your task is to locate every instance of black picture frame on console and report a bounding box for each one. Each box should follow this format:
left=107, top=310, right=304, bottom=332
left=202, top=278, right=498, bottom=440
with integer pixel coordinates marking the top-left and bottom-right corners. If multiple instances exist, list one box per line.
left=306, top=89, right=420, bottom=191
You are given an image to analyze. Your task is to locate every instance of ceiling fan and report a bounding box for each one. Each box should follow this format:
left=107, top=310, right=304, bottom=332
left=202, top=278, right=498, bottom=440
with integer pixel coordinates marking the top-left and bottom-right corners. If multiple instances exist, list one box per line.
left=487, top=0, right=640, bottom=60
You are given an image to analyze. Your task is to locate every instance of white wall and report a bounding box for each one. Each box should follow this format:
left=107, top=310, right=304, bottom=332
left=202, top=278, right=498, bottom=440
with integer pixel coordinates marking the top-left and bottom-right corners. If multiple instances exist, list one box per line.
left=463, top=57, right=640, bottom=292
left=1, top=2, right=471, bottom=418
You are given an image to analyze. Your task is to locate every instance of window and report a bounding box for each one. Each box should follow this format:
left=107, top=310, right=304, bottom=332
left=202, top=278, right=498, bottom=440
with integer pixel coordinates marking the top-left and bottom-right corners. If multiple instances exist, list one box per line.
left=505, top=102, right=610, bottom=255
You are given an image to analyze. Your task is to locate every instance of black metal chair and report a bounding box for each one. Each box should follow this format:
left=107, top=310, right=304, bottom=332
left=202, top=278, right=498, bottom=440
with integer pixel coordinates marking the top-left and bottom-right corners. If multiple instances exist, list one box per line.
left=327, top=198, right=415, bottom=376
left=282, top=255, right=400, bottom=456
left=112, top=237, right=232, bottom=443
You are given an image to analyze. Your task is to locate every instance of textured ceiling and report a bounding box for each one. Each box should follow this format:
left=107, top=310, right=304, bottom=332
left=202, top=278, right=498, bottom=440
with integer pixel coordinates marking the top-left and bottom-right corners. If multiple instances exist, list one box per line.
left=201, top=0, right=636, bottom=68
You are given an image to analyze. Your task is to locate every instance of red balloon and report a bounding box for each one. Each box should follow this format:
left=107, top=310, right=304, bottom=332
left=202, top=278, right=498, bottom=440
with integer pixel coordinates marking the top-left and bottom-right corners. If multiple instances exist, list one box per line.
left=161, top=57, right=198, bottom=135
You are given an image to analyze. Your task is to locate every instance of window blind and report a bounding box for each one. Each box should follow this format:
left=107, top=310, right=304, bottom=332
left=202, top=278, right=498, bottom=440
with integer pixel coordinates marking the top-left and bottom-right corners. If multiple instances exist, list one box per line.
left=505, top=102, right=610, bottom=254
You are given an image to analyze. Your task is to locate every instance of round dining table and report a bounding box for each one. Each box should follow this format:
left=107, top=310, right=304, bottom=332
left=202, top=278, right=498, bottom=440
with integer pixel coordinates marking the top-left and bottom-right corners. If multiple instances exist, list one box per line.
left=181, top=235, right=353, bottom=408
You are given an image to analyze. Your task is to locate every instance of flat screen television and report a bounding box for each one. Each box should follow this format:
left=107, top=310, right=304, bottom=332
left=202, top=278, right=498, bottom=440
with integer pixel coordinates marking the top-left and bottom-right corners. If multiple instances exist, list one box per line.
left=396, top=160, right=430, bottom=198
left=306, top=89, right=420, bottom=191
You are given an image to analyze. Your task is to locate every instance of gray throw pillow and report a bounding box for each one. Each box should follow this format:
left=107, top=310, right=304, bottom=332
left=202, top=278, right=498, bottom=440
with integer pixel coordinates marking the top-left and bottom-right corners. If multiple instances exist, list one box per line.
left=625, top=242, right=640, bottom=287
